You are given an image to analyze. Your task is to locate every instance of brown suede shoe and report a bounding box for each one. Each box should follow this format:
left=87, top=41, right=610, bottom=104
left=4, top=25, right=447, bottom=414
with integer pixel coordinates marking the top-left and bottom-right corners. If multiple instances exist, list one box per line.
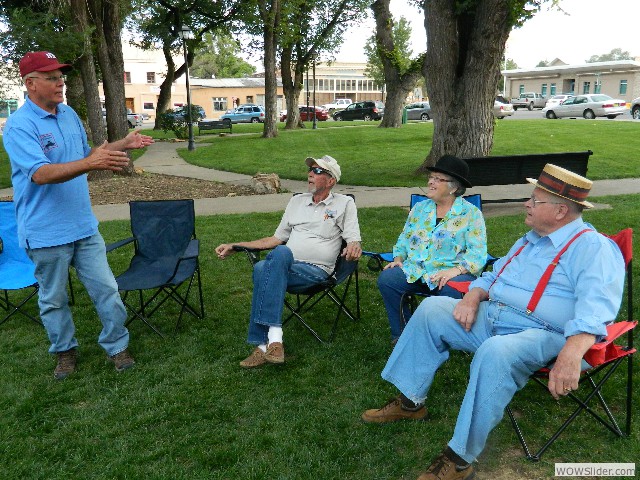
left=54, top=349, right=77, bottom=380
left=264, top=342, right=284, bottom=364
left=108, top=349, right=135, bottom=372
left=240, top=347, right=267, bottom=368
left=416, top=451, right=475, bottom=480
left=362, top=396, right=427, bottom=423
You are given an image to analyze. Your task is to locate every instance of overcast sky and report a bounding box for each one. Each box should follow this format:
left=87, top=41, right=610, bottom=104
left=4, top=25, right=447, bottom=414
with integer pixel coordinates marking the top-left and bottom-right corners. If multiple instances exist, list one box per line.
left=335, top=0, right=640, bottom=69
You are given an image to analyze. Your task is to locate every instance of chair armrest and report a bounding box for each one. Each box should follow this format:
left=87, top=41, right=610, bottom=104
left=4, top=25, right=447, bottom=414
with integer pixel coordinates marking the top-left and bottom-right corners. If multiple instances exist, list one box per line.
left=362, top=251, right=394, bottom=272
left=106, top=236, right=135, bottom=253
left=182, top=239, right=199, bottom=259
left=232, top=245, right=271, bottom=266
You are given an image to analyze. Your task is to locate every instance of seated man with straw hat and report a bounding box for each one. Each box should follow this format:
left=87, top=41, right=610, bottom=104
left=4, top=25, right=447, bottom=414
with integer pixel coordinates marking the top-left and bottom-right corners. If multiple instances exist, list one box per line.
left=361, top=164, right=625, bottom=480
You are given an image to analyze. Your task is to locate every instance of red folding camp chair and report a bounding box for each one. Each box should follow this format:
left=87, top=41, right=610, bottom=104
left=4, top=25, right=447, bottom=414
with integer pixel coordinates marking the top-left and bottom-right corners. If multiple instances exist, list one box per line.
left=506, top=228, right=636, bottom=461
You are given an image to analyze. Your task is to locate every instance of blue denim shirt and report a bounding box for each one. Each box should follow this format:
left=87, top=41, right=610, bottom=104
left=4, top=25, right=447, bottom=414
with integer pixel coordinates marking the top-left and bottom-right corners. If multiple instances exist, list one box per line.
left=4, top=97, right=96, bottom=249
left=471, top=218, right=625, bottom=338
left=393, top=196, right=487, bottom=288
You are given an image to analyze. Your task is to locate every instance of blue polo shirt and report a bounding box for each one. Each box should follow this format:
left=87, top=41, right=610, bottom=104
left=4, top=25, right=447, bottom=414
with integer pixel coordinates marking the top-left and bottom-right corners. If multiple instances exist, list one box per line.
left=3, top=97, right=97, bottom=249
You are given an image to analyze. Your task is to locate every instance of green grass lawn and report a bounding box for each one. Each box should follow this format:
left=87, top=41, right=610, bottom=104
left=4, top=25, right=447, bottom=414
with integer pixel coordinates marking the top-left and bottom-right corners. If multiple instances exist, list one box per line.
left=173, top=120, right=640, bottom=187
left=1, top=195, right=638, bottom=479
left=1, top=120, right=639, bottom=189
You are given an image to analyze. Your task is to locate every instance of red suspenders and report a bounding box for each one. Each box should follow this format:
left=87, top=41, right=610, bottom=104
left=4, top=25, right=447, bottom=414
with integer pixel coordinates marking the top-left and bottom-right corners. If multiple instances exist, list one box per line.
left=490, top=229, right=593, bottom=314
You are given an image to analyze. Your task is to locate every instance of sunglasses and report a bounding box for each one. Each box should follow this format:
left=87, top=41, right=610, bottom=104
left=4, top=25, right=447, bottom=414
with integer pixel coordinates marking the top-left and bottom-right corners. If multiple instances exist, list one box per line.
left=308, top=166, right=332, bottom=176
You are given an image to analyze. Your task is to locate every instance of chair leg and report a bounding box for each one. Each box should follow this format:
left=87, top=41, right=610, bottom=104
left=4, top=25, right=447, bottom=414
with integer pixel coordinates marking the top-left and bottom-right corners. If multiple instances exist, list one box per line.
left=0, top=288, right=42, bottom=326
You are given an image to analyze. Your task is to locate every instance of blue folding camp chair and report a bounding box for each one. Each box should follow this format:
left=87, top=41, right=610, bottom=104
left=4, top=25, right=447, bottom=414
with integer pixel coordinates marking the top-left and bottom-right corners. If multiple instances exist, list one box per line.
left=362, top=193, right=497, bottom=331
left=0, top=201, right=40, bottom=325
left=0, top=202, right=75, bottom=327
left=106, top=199, right=204, bottom=338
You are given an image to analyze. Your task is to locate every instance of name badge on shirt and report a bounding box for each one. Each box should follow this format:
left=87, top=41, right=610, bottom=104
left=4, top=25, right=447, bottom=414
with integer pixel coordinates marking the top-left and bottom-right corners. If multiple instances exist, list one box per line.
left=39, top=133, right=58, bottom=153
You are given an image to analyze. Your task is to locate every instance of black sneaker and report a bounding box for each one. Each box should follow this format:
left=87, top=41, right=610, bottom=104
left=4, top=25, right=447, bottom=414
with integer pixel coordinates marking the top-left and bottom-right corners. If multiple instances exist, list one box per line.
left=108, top=349, right=135, bottom=372
left=54, top=349, right=77, bottom=380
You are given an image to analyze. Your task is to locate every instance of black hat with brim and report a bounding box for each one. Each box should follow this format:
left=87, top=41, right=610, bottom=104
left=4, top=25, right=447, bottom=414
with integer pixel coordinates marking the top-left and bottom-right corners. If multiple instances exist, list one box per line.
left=427, top=155, right=472, bottom=188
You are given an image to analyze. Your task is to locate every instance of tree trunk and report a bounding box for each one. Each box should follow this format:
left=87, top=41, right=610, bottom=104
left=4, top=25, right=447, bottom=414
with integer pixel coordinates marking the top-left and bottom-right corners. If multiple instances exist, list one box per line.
left=154, top=43, right=178, bottom=130
left=281, top=45, right=303, bottom=129
left=372, top=0, right=423, bottom=128
left=71, top=0, right=106, bottom=149
left=259, top=0, right=280, bottom=139
left=87, top=0, right=134, bottom=176
left=418, top=0, right=512, bottom=171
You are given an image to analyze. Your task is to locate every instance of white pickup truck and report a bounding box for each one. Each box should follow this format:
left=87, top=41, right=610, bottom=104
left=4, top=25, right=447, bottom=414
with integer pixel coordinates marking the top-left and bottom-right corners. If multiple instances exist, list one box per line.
left=321, top=98, right=352, bottom=112
left=511, top=92, right=547, bottom=111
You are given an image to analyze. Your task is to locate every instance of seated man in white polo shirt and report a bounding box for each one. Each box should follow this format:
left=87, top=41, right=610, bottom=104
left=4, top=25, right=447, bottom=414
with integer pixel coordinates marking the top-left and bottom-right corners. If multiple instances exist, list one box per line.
left=215, top=155, right=362, bottom=368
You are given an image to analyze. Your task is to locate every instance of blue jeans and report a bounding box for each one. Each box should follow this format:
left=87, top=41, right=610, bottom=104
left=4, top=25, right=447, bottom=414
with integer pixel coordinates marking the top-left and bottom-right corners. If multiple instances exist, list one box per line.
left=27, top=233, right=129, bottom=356
left=381, top=296, right=567, bottom=463
left=247, top=245, right=329, bottom=345
left=377, top=266, right=476, bottom=340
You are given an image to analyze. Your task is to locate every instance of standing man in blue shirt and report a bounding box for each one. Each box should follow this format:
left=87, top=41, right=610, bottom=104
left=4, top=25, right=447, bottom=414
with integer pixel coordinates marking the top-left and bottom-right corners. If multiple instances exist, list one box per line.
left=361, top=164, right=625, bottom=480
left=3, top=51, right=153, bottom=380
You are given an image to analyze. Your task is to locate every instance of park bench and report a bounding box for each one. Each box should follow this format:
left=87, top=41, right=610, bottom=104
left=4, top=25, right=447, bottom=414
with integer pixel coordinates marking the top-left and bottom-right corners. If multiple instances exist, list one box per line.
left=462, top=150, right=592, bottom=204
left=197, top=120, right=232, bottom=135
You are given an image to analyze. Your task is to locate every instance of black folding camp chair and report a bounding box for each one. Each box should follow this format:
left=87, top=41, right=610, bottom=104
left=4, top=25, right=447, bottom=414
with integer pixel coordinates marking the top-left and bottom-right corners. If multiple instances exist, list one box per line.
left=506, top=228, right=636, bottom=461
left=106, top=199, right=204, bottom=337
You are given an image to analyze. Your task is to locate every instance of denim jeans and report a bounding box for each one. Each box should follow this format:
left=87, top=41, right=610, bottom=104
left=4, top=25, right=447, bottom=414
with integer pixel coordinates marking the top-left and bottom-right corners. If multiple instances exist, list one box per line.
left=377, top=266, right=476, bottom=340
left=247, top=245, right=329, bottom=345
left=381, top=296, right=566, bottom=463
left=27, top=233, right=129, bottom=356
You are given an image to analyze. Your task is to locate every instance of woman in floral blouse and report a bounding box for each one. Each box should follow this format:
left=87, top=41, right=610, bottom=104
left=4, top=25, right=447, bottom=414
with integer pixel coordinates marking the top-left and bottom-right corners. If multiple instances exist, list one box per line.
left=378, top=155, right=488, bottom=343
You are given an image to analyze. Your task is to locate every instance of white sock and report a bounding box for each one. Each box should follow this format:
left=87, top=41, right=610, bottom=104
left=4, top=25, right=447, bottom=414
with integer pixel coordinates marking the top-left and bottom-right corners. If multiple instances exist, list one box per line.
left=268, top=326, right=283, bottom=345
left=258, top=344, right=267, bottom=353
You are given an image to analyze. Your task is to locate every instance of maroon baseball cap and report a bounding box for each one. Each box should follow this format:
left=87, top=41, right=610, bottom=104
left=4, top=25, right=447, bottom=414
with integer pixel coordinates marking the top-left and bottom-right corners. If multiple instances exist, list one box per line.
left=19, top=51, right=72, bottom=77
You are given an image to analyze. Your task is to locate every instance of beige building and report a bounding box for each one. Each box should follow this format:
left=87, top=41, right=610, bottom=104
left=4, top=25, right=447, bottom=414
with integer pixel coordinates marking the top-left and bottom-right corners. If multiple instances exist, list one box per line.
left=503, top=58, right=640, bottom=101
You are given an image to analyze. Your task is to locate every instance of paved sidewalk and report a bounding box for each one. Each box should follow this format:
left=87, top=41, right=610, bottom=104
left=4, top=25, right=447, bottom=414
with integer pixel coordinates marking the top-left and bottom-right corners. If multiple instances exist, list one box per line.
left=3, top=140, right=640, bottom=221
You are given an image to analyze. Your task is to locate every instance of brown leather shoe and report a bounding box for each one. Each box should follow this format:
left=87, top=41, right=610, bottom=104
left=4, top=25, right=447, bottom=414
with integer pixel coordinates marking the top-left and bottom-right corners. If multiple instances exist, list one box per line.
left=416, top=451, right=475, bottom=480
left=362, top=396, right=427, bottom=423
left=264, top=342, right=284, bottom=364
left=108, top=349, right=135, bottom=372
left=240, top=347, right=267, bottom=368
left=54, top=349, right=77, bottom=380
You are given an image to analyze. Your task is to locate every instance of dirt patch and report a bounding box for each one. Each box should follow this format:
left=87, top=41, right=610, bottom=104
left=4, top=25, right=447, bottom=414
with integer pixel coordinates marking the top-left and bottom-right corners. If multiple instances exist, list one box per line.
left=0, top=172, right=262, bottom=205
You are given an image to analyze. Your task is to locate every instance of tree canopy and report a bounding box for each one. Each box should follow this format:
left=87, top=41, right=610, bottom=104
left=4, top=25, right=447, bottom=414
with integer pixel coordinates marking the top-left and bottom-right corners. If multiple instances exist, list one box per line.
left=586, top=48, right=633, bottom=63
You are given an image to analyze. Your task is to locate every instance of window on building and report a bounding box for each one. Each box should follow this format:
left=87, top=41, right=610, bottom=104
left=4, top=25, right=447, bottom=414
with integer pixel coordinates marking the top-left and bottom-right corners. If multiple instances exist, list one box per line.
left=582, top=82, right=590, bottom=94
left=212, top=97, right=227, bottom=111
left=146, top=72, right=156, bottom=84
left=124, top=72, right=131, bottom=83
left=541, top=84, right=547, bottom=96
left=594, top=79, right=601, bottom=94
left=550, top=83, right=556, bottom=95
left=619, top=80, right=628, bottom=95
left=143, top=102, right=154, bottom=110
left=246, top=96, right=253, bottom=104
left=519, top=85, right=524, bottom=95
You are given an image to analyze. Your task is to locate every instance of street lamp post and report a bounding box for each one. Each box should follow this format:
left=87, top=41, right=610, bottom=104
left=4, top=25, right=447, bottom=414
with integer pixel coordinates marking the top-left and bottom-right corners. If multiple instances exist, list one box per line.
left=312, top=56, right=317, bottom=130
left=178, top=25, right=195, bottom=151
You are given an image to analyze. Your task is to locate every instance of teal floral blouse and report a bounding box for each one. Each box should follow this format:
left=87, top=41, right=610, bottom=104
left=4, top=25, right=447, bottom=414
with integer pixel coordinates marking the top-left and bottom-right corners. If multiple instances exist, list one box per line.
left=393, top=196, right=488, bottom=288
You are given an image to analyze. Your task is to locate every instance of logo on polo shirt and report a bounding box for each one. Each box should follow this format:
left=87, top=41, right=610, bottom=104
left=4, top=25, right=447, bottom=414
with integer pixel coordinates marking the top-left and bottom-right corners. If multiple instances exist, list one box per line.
left=39, top=133, right=58, bottom=153
left=323, top=208, right=337, bottom=220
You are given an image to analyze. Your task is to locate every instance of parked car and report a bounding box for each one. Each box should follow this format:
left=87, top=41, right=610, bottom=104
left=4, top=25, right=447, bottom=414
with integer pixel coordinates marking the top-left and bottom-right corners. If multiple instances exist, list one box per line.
left=280, top=106, right=329, bottom=122
left=493, top=96, right=514, bottom=119
left=630, top=97, right=640, bottom=120
left=165, top=105, right=206, bottom=122
left=511, top=92, right=547, bottom=110
left=321, top=98, right=353, bottom=112
left=542, top=94, right=627, bottom=119
left=545, top=94, right=574, bottom=109
left=220, top=104, right=265, bottom=123
left=332, top=101, right=384, bottom=121
left=405, top=102, right=431, bottom=121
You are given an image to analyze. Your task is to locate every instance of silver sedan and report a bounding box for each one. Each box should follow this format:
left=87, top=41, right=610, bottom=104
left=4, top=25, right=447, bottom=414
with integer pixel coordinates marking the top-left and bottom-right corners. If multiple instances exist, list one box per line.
left=405, top=101, right=431, bottom=121
left=543, top=94, right=628, bottom=119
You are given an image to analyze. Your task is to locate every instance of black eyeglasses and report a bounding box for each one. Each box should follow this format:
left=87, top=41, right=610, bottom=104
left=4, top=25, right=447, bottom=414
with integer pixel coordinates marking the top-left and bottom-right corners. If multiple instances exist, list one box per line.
left=308, top=166, right=331, bottom=176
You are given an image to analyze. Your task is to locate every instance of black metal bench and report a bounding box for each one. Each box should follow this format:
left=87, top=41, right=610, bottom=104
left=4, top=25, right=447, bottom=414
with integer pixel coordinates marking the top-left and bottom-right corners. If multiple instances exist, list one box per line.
left=197, top=120, right=232, bottom=135
left=463, top=151, right=593, bottom=203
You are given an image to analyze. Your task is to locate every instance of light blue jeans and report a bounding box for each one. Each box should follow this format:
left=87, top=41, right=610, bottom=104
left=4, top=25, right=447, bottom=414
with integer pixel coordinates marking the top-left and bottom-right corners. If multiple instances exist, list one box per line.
left=381, top=296, right=567, bottom=463
left=247, top=245, right=329, bottom=345
left=377, top=266, right=476, bottom=340
left=27, top=233, right=129, bottom=357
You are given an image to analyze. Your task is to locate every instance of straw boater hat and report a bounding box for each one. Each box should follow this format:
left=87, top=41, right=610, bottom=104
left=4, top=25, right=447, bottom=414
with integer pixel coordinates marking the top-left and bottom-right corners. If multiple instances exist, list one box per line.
left=526, top=164, right=594, bottom=209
